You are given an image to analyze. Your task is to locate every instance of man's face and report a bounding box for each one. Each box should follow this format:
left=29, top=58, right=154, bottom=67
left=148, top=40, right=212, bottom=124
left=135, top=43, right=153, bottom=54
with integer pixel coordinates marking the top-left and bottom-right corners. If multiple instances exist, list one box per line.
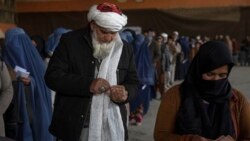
left=172, top=34, right=178, bottom=41
left=91, top=22, right=117, bottom=59
left=91, top=22, right=117, bottom=43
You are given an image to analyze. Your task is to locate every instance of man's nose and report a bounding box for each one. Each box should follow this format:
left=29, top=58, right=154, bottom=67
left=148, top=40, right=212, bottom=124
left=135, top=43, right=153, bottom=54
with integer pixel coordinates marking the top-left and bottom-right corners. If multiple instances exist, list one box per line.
left=103, top=34, right=115, bottom=43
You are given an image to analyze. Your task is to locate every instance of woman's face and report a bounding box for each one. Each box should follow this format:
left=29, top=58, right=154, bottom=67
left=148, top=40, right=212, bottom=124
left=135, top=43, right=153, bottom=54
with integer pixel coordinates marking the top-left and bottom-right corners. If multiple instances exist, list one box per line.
left=202, top=65, right=229, bottom=80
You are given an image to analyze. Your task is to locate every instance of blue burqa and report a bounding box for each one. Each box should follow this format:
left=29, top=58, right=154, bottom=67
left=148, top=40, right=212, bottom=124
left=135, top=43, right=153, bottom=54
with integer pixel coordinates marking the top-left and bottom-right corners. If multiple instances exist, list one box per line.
left=46, top=27, right=71, bottom=55
left=129, top=34, right=155, bottom=114
left=3, top=27, right=54, bottom=141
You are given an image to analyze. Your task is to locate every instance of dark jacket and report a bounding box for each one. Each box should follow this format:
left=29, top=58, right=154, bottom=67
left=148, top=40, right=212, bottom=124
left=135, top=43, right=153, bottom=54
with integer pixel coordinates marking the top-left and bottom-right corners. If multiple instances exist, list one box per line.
left=45, top=26, right=139, bottom=141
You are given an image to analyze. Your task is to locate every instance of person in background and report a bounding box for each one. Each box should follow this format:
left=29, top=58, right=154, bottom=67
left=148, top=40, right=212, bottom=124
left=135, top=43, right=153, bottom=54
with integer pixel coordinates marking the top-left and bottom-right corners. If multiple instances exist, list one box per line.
left=0, top=30, right=13, bottom=137
left=45, top=27, right=72, bottom=67
left=122, top=32, right=155, bottom=126
left=45, top=2, right=138, bottom=141
left=119, top=29, right=136, bottom=125
left=30, top=35, right=47, bottom=60
left=172, top=31, right=182, bottom=81
left=161, top=34, right=171, bottom=90
left=155, top=35, right=165, bottom=97
left=178, top=36, right=190, bottom=80
left=1, top=29, right=17, bottom=140
left=231, top=38, right=240, bottom=66
left=46, top=27, right=72, bottom=57
left=154, top=41, right=250, bottom=141
left=0, top=59, right=13, bottom=138
left=44, top=27, right=72, bottom=109
left=167, top=35, right=180, bottom=86
left=239, top=36, right=250, bottom=66
left=3, top=27, right=54, bottom=141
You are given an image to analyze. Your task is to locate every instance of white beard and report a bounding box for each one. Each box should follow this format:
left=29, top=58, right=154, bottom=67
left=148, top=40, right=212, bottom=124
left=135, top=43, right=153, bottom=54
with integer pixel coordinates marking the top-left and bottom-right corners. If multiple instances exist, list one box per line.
left=92, top=32, right=116, bottom=60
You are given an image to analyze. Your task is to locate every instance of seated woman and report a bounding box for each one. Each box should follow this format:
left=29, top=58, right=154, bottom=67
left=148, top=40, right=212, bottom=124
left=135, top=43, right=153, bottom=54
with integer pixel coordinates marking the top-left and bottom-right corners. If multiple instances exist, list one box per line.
left=154, top=41, right=250, bottom=141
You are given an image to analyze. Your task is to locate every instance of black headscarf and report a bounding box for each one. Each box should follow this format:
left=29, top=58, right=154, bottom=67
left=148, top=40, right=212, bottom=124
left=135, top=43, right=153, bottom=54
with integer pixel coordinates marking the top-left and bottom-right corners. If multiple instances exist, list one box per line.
left=175, top=41, right=235, bottom=139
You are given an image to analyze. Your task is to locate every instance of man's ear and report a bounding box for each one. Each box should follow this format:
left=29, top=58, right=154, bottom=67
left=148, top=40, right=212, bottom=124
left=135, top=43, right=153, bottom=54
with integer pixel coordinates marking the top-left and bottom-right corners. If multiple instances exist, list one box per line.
left=90, top=21, right=95, bottom=31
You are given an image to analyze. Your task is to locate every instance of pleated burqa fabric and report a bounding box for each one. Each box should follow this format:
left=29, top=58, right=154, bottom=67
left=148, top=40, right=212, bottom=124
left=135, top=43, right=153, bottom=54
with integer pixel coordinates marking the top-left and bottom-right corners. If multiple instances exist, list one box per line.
left=3, top=27, right=54, bottom=141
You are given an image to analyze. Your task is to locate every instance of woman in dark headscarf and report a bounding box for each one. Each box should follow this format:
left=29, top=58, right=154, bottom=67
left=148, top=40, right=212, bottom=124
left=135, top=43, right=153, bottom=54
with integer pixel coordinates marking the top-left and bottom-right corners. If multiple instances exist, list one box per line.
left=3, top=27, right=54, bottom=141
left=154, top=41, right=250, bottom=140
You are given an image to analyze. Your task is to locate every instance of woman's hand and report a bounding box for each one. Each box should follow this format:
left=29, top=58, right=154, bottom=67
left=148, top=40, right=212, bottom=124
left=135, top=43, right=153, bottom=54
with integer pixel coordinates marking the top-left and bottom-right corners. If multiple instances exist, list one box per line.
left=215, top=135, right=235, bottom=141
left=19, top=76, right=31, bottom=85
left=190, top=135, right=211, bottom=141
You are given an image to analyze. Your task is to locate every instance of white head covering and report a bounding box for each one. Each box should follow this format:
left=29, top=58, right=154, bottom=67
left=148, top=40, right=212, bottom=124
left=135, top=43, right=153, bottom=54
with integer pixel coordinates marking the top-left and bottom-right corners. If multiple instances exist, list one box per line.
left=173, top=31, right=179, bottom=36
left=87, top=2, right=127, bottom=32
left=161, top=32, right=168, bottom=39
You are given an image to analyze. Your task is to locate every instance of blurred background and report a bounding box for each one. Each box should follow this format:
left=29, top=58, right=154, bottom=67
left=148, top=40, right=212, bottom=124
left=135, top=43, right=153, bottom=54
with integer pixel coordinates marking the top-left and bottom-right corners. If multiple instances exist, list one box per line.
left=0, top=0, right=249, bottom=42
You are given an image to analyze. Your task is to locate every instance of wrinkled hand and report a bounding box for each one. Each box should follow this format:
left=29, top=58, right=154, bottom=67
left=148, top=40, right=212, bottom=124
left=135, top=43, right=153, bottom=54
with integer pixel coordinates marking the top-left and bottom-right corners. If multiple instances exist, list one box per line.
left=90, top=78, right=110, bottom=94
left=109, top=85, right=128, bottom=103
left=19, top=76, right=31, bottom=85
left=215, top=135, right=235, bottom=141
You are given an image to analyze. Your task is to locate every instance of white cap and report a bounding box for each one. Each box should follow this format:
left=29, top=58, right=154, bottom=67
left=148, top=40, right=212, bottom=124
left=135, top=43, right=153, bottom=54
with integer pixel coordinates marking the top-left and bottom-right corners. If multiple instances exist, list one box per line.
left=161, top=32, right=168, bottom=39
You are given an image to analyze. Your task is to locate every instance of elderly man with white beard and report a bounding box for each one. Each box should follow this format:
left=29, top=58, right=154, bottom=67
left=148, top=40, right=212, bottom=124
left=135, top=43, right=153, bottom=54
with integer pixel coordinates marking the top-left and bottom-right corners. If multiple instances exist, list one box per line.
left=45, top=2, right=139, bottom=141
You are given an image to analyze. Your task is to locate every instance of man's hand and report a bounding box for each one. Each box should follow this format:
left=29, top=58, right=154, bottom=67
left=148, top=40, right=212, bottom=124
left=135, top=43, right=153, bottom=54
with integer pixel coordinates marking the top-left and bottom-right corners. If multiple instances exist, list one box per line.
left=90, top=78, right=110, bottom=94
left=109, top=85, right=128, bottom=103
left=90, top=79, right=128, bottom=103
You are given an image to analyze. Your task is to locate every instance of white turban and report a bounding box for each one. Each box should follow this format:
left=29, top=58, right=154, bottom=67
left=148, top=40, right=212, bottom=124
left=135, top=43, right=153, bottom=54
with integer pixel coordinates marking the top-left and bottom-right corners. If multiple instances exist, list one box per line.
left=87, top=3, right=127, bottom=32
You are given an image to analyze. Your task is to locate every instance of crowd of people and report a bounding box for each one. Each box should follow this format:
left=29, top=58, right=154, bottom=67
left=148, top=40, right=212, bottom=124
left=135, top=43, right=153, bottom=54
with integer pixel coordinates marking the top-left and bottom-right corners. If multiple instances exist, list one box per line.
left=0, top=2, right=250, bottom=141
left=122, top=27, right=250, bottom=128
left=154, top=41, right=250, bottom=140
